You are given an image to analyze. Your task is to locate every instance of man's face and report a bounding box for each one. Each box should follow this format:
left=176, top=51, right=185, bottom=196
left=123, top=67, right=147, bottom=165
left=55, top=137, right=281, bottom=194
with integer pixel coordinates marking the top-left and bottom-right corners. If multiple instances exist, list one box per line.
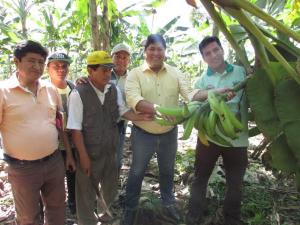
left=201, top=41, right=225, bottom=71
left=144, top=43, right=165, bottom=71
left=88, top=66, right=112, bottom=88
left=48, top=61, right=69, bottom=82
left=14, top=53, right=45, bottom=83
left=112, top=51, right=130, bottom=75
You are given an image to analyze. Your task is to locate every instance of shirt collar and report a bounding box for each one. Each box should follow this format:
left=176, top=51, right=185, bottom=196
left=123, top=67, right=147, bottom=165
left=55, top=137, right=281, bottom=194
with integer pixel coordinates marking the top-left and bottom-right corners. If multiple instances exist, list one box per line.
left=206, top=61, right=234, bottom=76
left=112, top=69, right=127, bottom=78
left=88, top=80, right=111, bottom=94
left=6, top=73, right=46, bottom=90
left=142, top=61, right=167, bottom=73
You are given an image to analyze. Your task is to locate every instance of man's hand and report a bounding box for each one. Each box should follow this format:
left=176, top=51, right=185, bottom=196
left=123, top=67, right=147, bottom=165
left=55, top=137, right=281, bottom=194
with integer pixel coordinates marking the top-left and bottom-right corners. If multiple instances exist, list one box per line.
left=225, top=91, right=236, bottom=100
left=215, top=88, right=236, bottom=100
left=138, top=113, right=154, bottom=121
left=75, top=76, right=89, bottom=85
left=65, top=153, right=76, bottom=172
left=79, top=152, right=91, bottom=176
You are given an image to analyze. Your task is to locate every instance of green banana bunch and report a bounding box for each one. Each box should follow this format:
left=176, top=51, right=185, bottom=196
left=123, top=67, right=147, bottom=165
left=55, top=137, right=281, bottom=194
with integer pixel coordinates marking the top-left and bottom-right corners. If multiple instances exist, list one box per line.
left=197, top=106, right=232, bottom=147
left=153, top=94, right=244, bottom=143
left=206, top=91, right=243, bottom=140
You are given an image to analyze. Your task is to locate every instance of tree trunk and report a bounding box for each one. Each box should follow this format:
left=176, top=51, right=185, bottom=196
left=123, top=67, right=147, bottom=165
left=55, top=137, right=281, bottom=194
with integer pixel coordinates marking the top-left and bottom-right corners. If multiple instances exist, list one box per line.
left=101, top=0, right=110, bottom=50
left=212, top=22, right=219, bottom=37
left=21, top=17, right=28, bottom=39
left=89, top=0, right=101, bottom=50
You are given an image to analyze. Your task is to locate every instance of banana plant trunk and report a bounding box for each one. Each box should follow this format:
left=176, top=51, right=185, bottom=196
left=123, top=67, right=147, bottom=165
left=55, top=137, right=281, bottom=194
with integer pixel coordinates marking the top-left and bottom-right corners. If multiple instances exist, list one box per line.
left=89, top=0, right=101, bottom=50
left=101, top=0, right=110, bottom=50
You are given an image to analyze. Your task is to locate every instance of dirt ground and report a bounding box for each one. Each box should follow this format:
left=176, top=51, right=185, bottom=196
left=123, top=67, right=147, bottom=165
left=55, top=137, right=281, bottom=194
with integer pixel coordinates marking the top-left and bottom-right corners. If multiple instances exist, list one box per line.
left=0, top=125, right=299, bottom=225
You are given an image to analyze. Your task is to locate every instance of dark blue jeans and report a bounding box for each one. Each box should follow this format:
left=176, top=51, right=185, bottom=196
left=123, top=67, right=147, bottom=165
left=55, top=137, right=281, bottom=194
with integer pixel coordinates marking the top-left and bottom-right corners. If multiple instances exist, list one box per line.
left=124, top=125, right=178, bottom=210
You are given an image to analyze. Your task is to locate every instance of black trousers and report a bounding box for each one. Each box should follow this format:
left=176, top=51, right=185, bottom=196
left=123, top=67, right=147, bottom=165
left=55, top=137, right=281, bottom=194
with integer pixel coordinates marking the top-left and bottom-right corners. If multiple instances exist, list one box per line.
left=187, top=139, right=248, bottom=222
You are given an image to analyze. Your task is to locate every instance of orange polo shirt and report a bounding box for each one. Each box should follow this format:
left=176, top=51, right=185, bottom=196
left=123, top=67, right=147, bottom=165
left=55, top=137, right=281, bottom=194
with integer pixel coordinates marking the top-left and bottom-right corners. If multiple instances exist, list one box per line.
left=0, top=75, right=62, bottom=160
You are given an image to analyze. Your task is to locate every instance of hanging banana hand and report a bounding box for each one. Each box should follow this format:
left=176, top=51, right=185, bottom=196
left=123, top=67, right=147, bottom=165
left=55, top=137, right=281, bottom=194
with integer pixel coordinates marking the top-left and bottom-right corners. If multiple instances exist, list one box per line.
left=153, top=87, right=244, bottom=143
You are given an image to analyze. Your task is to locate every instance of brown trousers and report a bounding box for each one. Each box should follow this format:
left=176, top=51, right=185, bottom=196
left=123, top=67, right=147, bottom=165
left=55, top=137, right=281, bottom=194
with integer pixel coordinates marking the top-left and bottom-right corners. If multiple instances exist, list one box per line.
left=7, top=150, right=66, bottom=225
left=187, top=140, right=248, bottom=223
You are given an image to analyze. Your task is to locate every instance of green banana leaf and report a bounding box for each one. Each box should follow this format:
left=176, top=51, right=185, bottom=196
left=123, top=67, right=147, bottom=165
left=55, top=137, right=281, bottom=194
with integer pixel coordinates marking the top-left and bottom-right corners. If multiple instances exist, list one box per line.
left=274, top=79, right=300, bottom=162
left=246, top=66, right=281, bottom=140
left=284, top=122, right=300, bottom=162
left=275, top=79, right=300, bottom=124
left=267, top=135, right=298, bottom=173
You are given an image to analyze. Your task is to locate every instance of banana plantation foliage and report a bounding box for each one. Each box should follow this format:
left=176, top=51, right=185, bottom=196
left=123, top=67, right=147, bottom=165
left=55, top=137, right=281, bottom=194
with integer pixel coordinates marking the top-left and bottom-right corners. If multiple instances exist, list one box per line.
left=0, top=0, right=300, bottom=188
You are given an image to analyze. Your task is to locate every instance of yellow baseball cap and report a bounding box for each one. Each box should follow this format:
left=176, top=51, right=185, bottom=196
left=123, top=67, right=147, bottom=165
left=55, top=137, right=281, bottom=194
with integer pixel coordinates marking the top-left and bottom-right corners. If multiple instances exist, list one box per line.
left=87, top=51, right=114, bottom=67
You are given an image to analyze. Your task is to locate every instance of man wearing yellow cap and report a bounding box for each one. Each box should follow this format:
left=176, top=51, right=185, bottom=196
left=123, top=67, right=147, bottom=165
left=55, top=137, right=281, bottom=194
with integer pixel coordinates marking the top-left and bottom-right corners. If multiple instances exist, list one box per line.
left=66, top=51, right=152, bottom=225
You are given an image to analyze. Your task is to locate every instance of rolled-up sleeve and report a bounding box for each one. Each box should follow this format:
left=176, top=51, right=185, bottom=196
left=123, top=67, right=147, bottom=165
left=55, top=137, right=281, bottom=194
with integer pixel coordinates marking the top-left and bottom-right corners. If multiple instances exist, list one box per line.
left=125, top=69, right=144, bottom=112
left=67, top=90, right=83, bottom=130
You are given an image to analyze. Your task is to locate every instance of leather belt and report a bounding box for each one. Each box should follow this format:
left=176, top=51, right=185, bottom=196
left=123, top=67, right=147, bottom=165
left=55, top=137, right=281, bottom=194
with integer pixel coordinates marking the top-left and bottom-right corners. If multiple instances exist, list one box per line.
left=3, top=150, right=59, bottom=165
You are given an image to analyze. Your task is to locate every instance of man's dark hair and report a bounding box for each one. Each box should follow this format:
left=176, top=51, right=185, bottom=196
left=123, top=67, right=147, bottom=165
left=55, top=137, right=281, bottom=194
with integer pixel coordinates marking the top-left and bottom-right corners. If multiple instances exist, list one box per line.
left=13, top=40, right=48, bottom=61
left=144, top=34, right=166, bottom=50
left=198, top=36, right=223, bottom=55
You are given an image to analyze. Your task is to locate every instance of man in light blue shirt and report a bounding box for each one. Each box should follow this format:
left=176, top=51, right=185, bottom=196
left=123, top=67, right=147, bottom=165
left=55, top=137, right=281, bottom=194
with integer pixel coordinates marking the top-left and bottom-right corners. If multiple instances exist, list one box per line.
left=186, top=36, right=248, bottom=225
left=110, top=43, right=131, bottom=172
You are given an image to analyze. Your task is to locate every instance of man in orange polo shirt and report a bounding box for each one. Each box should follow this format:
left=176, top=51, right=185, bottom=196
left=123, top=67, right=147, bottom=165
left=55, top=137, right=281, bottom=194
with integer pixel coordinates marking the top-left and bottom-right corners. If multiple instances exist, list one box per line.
left=0, top=40, right=65, bottom=225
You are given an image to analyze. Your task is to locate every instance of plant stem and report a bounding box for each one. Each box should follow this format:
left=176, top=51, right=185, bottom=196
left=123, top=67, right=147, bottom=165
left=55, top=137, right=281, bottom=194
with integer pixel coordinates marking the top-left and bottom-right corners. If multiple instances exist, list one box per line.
left=232, top=76, right=249, bottom=92
left=247, top=33, right=276, bottom=86
left=234, top=0, right=300, bottom=43
left=258, top=25, right=300, bottom=58
left=225, top=7, right=300, bottom=85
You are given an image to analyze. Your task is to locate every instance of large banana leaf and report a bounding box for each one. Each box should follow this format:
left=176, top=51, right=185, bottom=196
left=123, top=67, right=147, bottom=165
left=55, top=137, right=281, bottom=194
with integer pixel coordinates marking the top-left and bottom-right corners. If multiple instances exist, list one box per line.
left=275, top=79, right=300, bottom=124
left=274, top=79, right=300, bottom=162
left=267, top=135, right=298, bottom=173
left=284, top=122, right=300, bottom=162
left=246, top=66, right=281, bottom=140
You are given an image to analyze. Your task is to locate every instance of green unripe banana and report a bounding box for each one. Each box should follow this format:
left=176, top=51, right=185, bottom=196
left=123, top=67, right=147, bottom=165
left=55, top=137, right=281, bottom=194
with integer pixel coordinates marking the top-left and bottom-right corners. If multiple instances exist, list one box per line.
left=181, top=110, right=198, bottom=140
left=208, top=110, right=218, bottom=136
left=198, top=129, right=209, bottom=146
left=218, top=113, right=238, bottom=139
left=154, top=116, right=184, bottom=126
left=155, top=105, right=183, bottom=117
left=220, top=100, right=244, bottom=131
left=182, top=102, right=190, bottom=118
left=209, top=133, right=232, bottom=147
left=207, top=91, right=223, bottom=115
